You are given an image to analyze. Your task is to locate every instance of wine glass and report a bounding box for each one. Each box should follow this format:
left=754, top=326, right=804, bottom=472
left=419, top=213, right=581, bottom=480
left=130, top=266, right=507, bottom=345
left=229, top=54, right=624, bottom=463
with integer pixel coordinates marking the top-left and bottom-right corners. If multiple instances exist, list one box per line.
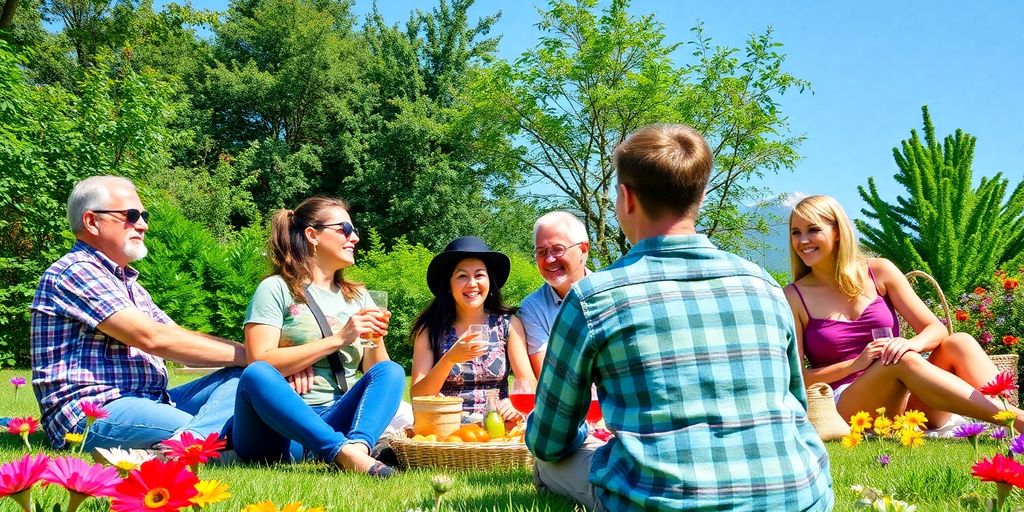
left=871, top=327, right=893, bottom=343
left=509, top=378, right=536, bottom=415
left=359, top=290, right=388, bottom=349
left=585, top=386, right=602, bottom=431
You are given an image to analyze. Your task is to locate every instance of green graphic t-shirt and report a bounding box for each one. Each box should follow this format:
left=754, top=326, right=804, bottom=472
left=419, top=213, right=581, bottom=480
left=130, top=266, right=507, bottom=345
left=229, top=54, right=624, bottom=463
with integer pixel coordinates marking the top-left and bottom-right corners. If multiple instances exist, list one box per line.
left=244, top=275, right=373, bottom=406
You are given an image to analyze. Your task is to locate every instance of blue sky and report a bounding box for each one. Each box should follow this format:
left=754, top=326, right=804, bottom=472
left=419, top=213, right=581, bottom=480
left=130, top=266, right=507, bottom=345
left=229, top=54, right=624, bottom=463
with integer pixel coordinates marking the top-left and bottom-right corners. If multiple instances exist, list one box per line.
left=181, top=0, right=1024, bottom=225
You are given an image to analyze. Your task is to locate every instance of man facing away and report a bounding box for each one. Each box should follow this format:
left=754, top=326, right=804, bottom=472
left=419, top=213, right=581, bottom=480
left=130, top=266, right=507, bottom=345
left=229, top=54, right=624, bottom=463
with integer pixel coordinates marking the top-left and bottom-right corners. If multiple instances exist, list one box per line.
left=518, top=211, right=590, bottom=377
left=31, top=176, right=246, bottom=451
left=526, top=125, right=833, bottom=511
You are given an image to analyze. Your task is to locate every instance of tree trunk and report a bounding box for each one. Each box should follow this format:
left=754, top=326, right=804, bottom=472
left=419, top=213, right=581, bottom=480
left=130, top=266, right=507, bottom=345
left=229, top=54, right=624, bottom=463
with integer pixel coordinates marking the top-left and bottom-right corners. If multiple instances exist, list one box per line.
left=0, top=0, right=19, bottom=30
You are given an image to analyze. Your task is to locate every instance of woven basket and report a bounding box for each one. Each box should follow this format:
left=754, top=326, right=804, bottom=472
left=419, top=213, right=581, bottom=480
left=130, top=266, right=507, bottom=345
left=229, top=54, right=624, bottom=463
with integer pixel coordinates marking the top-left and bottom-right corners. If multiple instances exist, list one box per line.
left=805, top=383, right=850, bottom=441
left=903, top=271, right=1019, bottom=407
left=388, top=431, right=533, bottom=470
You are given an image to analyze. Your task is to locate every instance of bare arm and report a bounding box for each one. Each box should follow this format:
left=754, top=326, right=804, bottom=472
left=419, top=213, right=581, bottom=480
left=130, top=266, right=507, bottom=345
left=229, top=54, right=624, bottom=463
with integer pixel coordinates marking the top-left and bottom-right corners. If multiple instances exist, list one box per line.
left=529, top=351, right=545, bottom=380
left=410, top=328, right=486, bottom=397
left=246, top=309, right=388, bottom=377
left=872, top=258, right=949, bottom=359
left=507, top=317, right=536, bottom=382
left=98, top=308, right=245, bottom=367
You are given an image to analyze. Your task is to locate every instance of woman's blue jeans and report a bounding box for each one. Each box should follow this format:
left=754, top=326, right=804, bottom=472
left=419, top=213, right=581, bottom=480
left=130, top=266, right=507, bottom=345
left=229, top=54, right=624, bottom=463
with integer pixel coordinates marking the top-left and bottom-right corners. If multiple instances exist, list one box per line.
left=229, top=360, right=404, bottom=464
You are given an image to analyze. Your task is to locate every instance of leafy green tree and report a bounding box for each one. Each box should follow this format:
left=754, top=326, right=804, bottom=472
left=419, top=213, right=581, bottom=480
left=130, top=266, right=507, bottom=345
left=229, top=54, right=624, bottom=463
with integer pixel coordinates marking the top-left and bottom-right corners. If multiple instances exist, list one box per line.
left=0, top=40, right=178, bottom=366
left=857, top=106, right=1024, bottom=296
left=469, top=0, right=809, bottom=265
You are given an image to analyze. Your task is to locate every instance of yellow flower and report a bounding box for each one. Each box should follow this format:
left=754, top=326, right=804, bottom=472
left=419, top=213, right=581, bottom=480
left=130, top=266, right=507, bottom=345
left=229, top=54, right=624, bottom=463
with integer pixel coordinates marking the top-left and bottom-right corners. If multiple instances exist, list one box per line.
left=191, top=480, right=231, bottom=508
left=849, top=411, right=873, bottom=433
left=841, top=432, right=863, bottom=448
left=901, top=409, right=928, bottom=431
left=64, top=432, right=84, bottom=444
left=891, top=415, right=905, bottom=433
left=873, top=416, right=893, bottom=436
left=875, top=407, right=887, bottom=417
left=994, top=410, right=1017, bottom=425
left=244, top=502, right=324, bottom=512
left=900, top=428, right=924, bottom=448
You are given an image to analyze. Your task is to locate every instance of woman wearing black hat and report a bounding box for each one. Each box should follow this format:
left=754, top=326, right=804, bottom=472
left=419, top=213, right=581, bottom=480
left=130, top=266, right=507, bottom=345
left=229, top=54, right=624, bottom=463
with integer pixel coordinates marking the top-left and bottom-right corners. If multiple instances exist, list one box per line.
left=410, top=236, right=534, bottom=419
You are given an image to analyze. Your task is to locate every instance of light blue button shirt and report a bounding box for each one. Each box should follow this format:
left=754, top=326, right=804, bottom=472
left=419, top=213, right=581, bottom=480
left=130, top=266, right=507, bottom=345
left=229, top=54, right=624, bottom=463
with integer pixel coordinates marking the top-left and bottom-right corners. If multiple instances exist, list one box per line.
left=518, top=283, right=563, bottom=354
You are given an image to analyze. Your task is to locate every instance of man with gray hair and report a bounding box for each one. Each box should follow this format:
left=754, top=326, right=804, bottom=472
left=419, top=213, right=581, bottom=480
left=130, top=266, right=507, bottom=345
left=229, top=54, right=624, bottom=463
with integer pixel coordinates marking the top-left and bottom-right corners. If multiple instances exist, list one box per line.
left=518, top=211, right=590, bottom=377
left=31, top=176, right=245, bottom=451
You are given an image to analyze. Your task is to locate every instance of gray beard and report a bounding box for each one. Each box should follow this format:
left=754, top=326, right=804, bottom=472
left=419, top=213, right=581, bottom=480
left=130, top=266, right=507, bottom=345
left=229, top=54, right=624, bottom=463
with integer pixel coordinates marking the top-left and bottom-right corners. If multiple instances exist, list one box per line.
left=124, top=242, right=148, bottom=262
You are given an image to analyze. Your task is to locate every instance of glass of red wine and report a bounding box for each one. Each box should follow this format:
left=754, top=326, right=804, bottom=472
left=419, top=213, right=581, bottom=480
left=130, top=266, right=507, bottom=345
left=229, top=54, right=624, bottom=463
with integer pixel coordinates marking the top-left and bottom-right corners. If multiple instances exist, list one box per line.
left=509, top=378, right=536, bottom=415
left=585, top=386, right=602, bottom=430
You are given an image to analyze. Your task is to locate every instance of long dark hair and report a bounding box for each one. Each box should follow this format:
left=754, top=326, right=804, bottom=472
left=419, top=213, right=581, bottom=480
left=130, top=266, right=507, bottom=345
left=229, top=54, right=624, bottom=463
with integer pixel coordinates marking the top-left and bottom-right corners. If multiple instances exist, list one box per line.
left=268, top=196, right=362, bottom=302
left=411, top=257, right=516, bottom=356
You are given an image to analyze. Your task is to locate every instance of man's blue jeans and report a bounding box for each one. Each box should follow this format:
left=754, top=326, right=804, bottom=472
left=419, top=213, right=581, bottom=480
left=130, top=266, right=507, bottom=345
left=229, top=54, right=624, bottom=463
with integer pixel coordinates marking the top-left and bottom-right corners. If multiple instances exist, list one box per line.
left=84, top=366, right=242, bottom=450
left=229, top=360, right=404, bottom=464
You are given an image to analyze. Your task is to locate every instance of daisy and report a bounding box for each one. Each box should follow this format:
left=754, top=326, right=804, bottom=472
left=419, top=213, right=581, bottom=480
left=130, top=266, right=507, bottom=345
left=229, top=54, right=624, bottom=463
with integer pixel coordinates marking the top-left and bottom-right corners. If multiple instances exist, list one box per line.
left=191, top=480, right=231, bottom=508
left=849, top=411, right=872, bottom=433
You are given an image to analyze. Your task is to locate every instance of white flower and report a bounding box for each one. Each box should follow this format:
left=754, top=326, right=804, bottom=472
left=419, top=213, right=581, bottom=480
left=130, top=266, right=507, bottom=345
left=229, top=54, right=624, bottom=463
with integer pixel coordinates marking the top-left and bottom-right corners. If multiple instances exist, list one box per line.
left=94, top=446, right=157, bottom=472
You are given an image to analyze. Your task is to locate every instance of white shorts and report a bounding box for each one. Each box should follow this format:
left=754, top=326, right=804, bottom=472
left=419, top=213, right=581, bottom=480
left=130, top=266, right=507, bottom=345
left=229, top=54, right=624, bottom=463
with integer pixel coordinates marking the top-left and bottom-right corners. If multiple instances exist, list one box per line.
left=832, top=383, right=851, bottom=404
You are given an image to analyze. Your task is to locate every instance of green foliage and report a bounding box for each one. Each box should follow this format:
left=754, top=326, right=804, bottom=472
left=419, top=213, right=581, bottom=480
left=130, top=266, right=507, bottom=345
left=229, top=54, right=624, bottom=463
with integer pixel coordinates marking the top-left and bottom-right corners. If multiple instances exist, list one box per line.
left=0, top=40, right=177, bottom=367
left=348, top=230, right=542, bottom=370
left=468, top=0, right=809, bottom=265
left=857, top=106, right=1024, bottom=296
left=134, top=198, right=269, bottom=341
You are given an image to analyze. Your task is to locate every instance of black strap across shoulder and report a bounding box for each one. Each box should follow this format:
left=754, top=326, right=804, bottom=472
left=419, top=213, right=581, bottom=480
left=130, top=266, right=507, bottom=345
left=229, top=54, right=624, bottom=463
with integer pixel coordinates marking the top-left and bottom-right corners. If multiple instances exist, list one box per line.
left=303, top=285, right=349, bottom=394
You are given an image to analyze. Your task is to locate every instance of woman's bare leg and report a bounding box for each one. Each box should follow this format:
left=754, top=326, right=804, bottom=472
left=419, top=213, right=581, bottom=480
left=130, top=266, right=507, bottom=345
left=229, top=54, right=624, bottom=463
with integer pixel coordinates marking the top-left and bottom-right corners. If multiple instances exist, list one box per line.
left=838, top=352, right=1024, bottom=431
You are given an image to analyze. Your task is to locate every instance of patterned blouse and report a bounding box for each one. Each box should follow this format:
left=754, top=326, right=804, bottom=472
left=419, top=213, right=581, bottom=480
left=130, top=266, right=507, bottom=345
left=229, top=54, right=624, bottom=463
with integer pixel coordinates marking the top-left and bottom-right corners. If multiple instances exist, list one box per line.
left=435, top=313, right=512, bottom=414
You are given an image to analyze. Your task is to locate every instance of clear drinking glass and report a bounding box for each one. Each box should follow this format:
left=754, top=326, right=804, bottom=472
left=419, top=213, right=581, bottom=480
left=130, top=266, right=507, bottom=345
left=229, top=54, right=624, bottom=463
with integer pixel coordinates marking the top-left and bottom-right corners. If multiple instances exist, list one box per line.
left=359, top=290, right=388, bottom=349
left=871, top=326, right=894, bottom=342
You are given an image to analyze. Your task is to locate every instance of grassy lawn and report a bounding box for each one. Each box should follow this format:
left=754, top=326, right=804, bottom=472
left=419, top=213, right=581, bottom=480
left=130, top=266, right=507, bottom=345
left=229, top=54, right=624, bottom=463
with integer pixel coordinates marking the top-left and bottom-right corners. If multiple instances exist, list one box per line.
left=1, top=368, right=1021, bottom=511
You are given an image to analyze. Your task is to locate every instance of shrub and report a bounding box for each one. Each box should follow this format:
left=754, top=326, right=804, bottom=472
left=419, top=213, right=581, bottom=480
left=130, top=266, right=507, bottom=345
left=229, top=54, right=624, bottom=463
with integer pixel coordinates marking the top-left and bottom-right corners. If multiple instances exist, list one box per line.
left=946, top=268, right=1024, bottom=357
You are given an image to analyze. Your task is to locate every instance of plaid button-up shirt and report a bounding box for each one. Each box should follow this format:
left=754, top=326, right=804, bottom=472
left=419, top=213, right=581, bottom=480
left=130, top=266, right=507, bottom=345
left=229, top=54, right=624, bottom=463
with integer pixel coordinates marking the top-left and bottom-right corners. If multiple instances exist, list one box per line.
left=526, top=235, right=833, bottom=511
left=31, top=241, right=171, bottom=447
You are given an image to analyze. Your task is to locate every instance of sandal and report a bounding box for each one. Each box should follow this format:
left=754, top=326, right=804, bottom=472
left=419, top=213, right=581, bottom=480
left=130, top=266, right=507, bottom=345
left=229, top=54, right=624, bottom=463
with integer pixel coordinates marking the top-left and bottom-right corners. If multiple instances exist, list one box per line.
left=367, top=461, right=396, bottom=479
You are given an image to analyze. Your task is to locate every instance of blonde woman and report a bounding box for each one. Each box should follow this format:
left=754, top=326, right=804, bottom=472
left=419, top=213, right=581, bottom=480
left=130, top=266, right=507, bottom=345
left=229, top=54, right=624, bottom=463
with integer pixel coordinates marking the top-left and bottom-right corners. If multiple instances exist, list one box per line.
left=784, top=194, right=1022, bottom=431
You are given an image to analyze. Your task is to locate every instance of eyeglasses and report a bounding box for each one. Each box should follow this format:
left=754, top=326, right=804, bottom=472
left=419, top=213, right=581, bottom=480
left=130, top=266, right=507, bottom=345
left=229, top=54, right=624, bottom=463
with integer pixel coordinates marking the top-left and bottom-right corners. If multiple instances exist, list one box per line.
left=534, top=241, right=584, bottom=260
left=92, top=209, right=150, bottom=225
left=312, top=221, right=358, bottom=237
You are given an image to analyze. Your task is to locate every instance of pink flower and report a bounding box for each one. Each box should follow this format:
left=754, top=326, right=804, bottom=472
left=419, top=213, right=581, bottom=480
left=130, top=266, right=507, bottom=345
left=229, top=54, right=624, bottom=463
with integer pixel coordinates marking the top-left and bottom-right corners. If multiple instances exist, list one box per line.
left=40, top=456, right=121, bottom=497
left=981, top=370, right=1018, bottom=399
left=159, top=432, right=226, bottom=466
left=9, top=377, right=26, bottom=388
left=80, top=401, right=109, bottom=421
left=0, top=453, right=50, bottom=496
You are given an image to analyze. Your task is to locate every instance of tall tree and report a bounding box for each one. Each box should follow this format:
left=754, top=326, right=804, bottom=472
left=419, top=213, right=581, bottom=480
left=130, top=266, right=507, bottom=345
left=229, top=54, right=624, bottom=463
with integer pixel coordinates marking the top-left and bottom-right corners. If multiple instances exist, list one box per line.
left=857, top=106, right=1024, bottom=295
left=469, top=0, right=808, bottom=265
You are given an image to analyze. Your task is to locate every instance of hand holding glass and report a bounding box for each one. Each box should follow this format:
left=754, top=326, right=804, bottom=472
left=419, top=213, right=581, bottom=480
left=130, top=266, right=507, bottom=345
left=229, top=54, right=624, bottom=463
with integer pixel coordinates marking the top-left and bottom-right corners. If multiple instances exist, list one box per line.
left=358, top=290, right=388, bottom=349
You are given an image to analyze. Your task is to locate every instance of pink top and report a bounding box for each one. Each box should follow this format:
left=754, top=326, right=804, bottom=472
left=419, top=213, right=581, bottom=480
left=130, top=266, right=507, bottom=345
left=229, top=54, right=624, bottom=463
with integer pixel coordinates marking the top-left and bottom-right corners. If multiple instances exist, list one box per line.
left=792, top=268, right=900, bottom=387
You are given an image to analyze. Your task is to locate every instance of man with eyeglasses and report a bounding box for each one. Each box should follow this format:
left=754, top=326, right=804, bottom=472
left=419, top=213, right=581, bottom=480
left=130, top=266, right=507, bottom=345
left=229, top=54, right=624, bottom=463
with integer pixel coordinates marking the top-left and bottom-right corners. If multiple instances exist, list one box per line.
left=518, top=211, right=591, bottom=377
left=30, top=176, right=246, bottom=452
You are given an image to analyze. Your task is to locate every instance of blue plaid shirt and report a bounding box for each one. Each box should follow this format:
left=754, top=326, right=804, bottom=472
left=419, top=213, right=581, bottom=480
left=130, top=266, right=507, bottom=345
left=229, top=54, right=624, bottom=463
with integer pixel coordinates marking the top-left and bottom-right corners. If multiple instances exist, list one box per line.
left=526, top=235, right=833, bottom=511
left=31, top=241, right=171, bottom=447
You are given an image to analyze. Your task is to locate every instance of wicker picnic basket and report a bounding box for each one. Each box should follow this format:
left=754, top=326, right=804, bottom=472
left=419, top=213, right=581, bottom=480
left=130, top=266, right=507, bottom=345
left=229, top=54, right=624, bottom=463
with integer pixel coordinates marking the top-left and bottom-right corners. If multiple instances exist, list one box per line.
left=388, top=431, right=533, bottom=470
left=903, top=271, right=1019, bottom=406
left=805, top=383, right=850, bottom=441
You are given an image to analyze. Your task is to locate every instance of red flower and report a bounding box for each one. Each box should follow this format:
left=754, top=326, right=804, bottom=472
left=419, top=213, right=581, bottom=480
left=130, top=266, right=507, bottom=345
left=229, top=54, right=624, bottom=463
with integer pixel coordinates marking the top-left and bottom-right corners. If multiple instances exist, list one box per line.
left=80, top=400, right=109, bottom=421
left=1004, top=335, right=1020, bottom=347
left=975, top=287, right=988, bottom=295
left=972, top=454, right=1024, bottom=487
left=956, top=310, right=970, bottom=322
left=159, top=432, right=226, bottom=466
left=5, top=417, right=39, bottom=436
left=1005, top=278, right=1020, bottom=291
left=981, top=370, right=1018, bottom=398
left=109, top=459, right=198, bottom=512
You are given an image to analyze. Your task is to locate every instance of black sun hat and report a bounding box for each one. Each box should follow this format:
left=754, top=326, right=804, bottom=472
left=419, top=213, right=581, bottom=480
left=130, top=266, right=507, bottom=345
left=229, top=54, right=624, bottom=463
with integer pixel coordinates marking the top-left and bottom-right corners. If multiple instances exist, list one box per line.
left=426, top=236, right=511, bottom=297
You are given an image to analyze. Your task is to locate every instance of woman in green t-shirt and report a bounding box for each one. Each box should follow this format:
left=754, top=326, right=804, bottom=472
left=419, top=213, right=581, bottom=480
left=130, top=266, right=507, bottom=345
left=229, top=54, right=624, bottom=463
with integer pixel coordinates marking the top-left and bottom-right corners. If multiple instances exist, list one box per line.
left=229, top=196, right=404, bottom=477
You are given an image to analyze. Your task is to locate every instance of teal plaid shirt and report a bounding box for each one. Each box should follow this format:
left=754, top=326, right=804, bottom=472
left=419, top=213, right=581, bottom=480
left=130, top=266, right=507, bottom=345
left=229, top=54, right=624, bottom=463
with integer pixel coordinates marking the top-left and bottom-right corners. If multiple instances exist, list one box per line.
left=526, top=235, right=833, bottom=511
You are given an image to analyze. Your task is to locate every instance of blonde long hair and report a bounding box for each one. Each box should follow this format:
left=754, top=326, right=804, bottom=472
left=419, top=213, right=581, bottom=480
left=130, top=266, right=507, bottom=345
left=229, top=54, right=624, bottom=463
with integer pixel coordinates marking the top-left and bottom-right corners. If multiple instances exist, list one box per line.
left=789, top=195, right=865, bottom=299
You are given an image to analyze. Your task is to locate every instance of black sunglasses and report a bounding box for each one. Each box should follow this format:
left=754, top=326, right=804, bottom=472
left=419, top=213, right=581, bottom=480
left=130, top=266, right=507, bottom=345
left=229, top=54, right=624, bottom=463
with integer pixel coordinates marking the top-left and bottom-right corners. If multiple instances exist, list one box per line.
left=93, top=209, right=150, bottom=224
left=312, top=221, right=358, bottom=237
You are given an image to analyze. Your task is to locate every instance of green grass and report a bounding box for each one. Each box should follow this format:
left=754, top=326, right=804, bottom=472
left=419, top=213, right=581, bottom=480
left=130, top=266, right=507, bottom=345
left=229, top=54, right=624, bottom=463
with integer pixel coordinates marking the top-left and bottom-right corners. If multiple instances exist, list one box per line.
left=2, top=367, right=1022, bottom=511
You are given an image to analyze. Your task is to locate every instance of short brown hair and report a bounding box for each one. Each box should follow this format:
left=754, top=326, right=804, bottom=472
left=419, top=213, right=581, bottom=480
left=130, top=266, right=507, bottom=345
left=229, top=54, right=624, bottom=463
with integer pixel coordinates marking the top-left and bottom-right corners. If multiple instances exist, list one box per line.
left=613, top=124, right=712, bottom=218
